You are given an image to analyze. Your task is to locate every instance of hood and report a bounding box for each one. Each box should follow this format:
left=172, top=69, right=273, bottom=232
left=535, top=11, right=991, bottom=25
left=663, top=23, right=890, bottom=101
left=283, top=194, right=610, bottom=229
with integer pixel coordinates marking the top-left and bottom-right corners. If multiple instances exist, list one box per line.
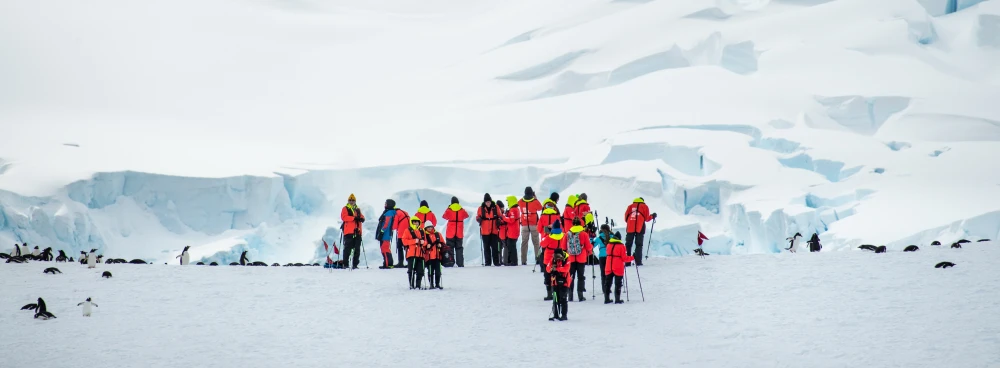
left=417, top=206, right=431, bottom=214
left=566, top=194, right=578, bottom=207
left=448, top=203, right=463, bottom=211
left=569, top=225, right=585, bottom=233
left=548, top=233, right=564, bottom=240
left=506, top=195, right=518, bottom=208
left=632, top=197, right=644, bottom=203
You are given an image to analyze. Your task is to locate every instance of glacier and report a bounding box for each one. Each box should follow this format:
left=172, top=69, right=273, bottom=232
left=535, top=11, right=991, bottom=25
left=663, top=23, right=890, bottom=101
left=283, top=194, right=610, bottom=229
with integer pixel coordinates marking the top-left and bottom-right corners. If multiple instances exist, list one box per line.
left=1, top=0, right=1000, bottom=264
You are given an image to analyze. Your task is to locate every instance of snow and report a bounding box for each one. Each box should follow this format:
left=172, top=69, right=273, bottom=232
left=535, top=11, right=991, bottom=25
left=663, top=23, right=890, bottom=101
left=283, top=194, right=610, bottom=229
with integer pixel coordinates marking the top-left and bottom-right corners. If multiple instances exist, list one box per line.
left=3, top=244, right=999, bottom=367
left=1, top=0, right=1000, bottom=263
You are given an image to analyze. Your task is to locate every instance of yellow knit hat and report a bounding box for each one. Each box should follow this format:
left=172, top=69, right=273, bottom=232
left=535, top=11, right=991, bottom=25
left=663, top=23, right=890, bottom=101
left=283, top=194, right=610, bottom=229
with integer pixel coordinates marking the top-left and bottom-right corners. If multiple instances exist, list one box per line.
left=348, top=193, right=356, bottom=201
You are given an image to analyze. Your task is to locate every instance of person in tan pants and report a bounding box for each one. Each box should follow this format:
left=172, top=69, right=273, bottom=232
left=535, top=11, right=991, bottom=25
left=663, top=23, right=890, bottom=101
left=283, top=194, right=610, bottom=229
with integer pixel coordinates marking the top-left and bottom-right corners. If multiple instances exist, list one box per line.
left=518, top=187, right=544, bottom=265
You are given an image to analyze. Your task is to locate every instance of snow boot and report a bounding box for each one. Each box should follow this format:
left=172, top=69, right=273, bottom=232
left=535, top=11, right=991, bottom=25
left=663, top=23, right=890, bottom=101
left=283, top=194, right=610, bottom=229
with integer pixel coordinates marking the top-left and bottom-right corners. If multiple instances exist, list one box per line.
left=614, top=289, right=623, bottom=304
left=568, top=291, right=574, bottom=302
left=416, top=275, right=423, bottom=290
left=543, top=286, right=553, bottom=301
left=578, top=291, right=586, bottom=302
left=558, top=301, right=568, bottom=321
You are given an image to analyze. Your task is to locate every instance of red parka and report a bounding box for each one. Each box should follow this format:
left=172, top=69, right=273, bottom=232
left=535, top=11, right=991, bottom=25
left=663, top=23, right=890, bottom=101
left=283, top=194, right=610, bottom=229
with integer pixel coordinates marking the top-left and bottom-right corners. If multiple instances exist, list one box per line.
left=401, top=221, right=425, bottom=259
left=442, top=203, right=469, bottom=239
left=548, top=258, right=572, bottom=287
left=541, top=231, right=567, bottom=266
left=624, top=198, right=651, bottom=233
left=604, top=237, right=634, bottom=276
left=537, top=199, right=561, bottom=234
left=394, top=208, right=412, bottom=234
left=476, top=203, right=501, bottom=236
left=503, top=206, right=521, bottom=239
left=340, top=205, right=365, bottom=235
left=424, top=229, right=444, bottom=260
left=415, top=206, right=437, bottom=227
left=518, top=197, right=543, bottom=226
left=574, top=200, right=593, bottom=226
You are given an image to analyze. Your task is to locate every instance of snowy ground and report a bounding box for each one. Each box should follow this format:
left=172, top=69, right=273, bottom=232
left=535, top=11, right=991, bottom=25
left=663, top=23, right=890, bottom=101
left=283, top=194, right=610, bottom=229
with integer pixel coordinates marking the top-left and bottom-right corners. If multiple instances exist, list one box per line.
left=3, top=244, right=998, bottom=368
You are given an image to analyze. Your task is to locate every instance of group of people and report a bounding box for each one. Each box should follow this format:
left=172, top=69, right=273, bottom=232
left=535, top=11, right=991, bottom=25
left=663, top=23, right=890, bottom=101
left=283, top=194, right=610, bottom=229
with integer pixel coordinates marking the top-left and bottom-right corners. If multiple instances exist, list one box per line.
left=338, top=187, right=659, bottom=302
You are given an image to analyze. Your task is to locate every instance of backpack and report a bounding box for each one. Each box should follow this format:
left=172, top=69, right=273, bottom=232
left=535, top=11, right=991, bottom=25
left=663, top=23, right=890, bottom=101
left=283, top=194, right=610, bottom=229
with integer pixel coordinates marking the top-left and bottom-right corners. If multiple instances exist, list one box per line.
left=567, top=231, right=583, bottom=256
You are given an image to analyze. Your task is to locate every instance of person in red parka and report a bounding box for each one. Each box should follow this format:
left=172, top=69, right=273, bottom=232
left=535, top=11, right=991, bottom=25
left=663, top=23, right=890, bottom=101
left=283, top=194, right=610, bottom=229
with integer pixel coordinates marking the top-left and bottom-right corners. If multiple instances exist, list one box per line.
left=415, top=200, right=437, bottom=227
left=442, top=196, right=469, bottom=267
left=423, top=221, right=445, bottom=289
left=393, top=206, right=412, bottom=269
left=536, top=193, right=561, bottom=240
left=518, top=187, right=544, bottom=266
left=502, top=196, right=521, bottom=266
left=496, top=200, right=508, bottom=264
left=604, top=232, right=634, bottom=304
left=401, top=216, right=426, bottom=289
left=574, top=193, right=594, bottom=233
left=476, top=193, right=502, bottom=267
left=548, top=250, right=571, bottom=321
left=565, top=218, right=593, bottom=302
left=562, top=194, right=578, bottom=231
left=623, top=197, right=657, bottom=266
left=540, top=220, right=567, bottom=301
left=340, top=193, right=365, bottom=269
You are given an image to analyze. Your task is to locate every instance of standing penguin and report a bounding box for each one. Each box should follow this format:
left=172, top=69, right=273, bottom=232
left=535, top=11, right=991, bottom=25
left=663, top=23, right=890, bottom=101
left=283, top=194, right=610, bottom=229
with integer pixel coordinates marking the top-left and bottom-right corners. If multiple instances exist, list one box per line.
left=77, top=297, right=99, bottom=317
left=32, top=246, right=40, bottom=257
left=87, top=249, right=97, bottom=269
left=786, top=233, right=802, bottom=253
left=807, top=233, right=822, bottom=252
left=239, top=251, right=249, bottom=266
left=176, top=246, right=191, bottom=265
left=12, top=243, right=22, bottom=257
left=20, top=243, right=30, bottom=257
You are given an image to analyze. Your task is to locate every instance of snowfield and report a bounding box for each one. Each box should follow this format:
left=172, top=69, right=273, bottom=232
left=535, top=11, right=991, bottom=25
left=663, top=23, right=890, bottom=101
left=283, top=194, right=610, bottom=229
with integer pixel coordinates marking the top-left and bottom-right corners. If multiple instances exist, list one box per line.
left=1, top=0, right=1000, bottom=266
left=2, top=244, right=998, bottom=367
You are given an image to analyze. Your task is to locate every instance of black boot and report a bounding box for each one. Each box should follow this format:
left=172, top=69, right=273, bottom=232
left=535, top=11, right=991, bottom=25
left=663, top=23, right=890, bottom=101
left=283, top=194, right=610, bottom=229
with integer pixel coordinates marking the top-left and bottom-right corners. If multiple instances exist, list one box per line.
left=578, top=291, right=586, bottom=302
left=416, top=275, right=423, bottom=290
left=614, top=288, right=623, bottom=304
left=408, top=272, right=414, bottom=289
left=559, top=301, right=568, bottom=321
left=568, top=285, right=574, bottom=302
left=543, top=285, right=553, bottom=301
left=435, top=273, right=443, bottom=289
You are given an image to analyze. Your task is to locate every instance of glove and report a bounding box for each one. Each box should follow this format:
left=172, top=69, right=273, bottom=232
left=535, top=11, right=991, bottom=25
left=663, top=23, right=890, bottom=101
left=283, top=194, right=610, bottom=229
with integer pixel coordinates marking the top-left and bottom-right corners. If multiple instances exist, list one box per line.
left=651, top=213, right=658, bottom=220
left=358, top=217, right=365, bottom=223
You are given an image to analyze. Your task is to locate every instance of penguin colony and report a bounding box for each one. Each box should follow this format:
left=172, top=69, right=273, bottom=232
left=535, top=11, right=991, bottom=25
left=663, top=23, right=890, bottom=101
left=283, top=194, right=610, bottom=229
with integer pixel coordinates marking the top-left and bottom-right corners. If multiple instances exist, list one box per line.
left=7, top=237, right=989, bottom=320
left=5, top=243, right=324, bottom=321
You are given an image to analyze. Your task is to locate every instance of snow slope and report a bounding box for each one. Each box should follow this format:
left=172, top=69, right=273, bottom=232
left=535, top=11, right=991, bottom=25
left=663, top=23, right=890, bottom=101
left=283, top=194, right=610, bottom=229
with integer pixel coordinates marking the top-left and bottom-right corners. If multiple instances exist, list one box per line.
left=2, top=244, right=998, bottom=367
left=1, top=0, right=1000, bottom=262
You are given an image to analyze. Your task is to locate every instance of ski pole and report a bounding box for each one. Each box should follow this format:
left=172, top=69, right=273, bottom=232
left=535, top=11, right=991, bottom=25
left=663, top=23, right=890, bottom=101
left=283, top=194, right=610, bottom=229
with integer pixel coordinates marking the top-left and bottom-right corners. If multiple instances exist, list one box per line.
left=633, top=262, right=645, bottom=302
left=645, top=219, right=656, bottom=260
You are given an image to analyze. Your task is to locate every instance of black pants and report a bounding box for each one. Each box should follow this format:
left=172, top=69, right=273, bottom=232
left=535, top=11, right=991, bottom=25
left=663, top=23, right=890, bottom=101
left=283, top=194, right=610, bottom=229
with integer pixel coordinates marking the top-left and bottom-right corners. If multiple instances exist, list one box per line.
left=626, top=232, right=645, bottom=264
left=598, top=257, right=607, bottom=294
left=396, top=238, right=406, bottom=267
left=343, top=234, right=362, bottom=268
left=551, top=286, right=568, bottom=320
left=481, top=234, right=500, bottom=266
left=407, top=257, right=425, bottom=289
left=603, top=274, right=624, bottom=302
left=382, top=252, right=393, bottom=268
left=447, top=237, right=464, bottom=267
left=569, top=262, right=587, bottom=296
left=504, top=238, right=518, bottom=265
left=426, top=259, right=442, bottom=288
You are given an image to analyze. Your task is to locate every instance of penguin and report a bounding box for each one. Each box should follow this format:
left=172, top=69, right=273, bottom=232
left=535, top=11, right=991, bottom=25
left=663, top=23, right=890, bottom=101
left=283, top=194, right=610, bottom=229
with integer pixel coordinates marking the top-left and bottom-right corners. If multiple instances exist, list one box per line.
left=229, top=262, right=240, bottom=266
left=42, top=267, right=62, bottom=274
left=858, top=244, right=877, bottom=251
left=196, top=262, right=205, bottom=265
left=931, top=241, right=941, bottom=246
left=21, top=297, right=56, bottom=319
left=79, top=251, right=88, bottom=264
left=87, top=249, right=97, bottom=268
left=0, top=253, right=8, bottom=259
left=250, top=261, right=267, bottom=266
left=950, top=242, right=962, bottom=249
left=56, top=250, right=68, bottom=262
left=935, top=261, right=956, bottom=269
left=6, top=256, right=27, bottom=263
left=129, top=259, right=147, bottom=264
left=69, top=257, right=74, bottom=262
left=693, top=248, right=710, bottom=256
left=239, top=251, right=249, bottom=266
left=176, top=245, right=191, bottom=265
left=957, top=239, right=970, bottom=244
left=903, top=245, right=919, bottom=252
left=102, top=271, right=112, bottom=278
left=875, top=246, right=887, bottom=253
left=209, top=262, right=218, bottom=266
left=785, top=233, right=802, bottom=253
left=96, top=255, right=104, bottom=264
left=977, top=239, right=991, bottom=242
left=77, top=298, right=99, bottom=317
left=39, top=247, right=53, bottom=261
left=20, top=243, right=30, bottom=257
left=12, top=243, right=21, bottom=257
left=32, top=246, right=40, bottom=257
left=271, top=263, right=280, bottom=267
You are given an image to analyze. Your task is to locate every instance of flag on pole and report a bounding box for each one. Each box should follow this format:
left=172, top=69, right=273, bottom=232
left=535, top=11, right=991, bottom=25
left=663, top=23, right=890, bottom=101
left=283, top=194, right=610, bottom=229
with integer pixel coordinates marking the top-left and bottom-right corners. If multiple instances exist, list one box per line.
left=324, top=240, right=339, bottom=264
left=697, top=231, right=709, bottom=246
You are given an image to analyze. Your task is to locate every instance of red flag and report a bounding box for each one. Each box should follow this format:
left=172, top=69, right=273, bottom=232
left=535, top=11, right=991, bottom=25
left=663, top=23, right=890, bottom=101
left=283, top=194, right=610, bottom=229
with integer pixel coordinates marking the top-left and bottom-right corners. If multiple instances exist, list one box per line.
left=324, top=240, right=339, bottom=264
left=697, top=231, right=709, bottom=246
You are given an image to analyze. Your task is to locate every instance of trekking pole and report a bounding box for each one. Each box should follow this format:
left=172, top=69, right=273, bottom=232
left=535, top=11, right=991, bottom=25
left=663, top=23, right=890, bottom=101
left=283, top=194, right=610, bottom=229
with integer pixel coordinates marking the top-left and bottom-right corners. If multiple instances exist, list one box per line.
left=633, top=262, right=645, bottom=302
left=645, top=219, right=656, bottom=261
left=360, top=236, right=369, bottom=269
left=623, top=265, right=630, bottom=302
